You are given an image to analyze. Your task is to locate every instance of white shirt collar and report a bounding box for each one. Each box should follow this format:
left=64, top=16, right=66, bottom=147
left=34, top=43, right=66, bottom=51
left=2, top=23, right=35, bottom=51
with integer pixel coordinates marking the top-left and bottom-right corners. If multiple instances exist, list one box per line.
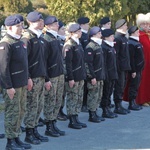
left=71, top=36, right=80, bottom=45
left=29, top=27, right=42, bottom=38
left=7, top=31, right=21, bottom=39
left=47, top=29, right=58, bottom=38
left=81, top=29, right=88, bottom=34
left=91, top=37, right=102, bottom=46
left=116, top=29, right=126, bottom=34
left=130, top=36, right=139, bottom=41
left=104, top=40, right=114, bottom=47
left=58, top=34, right=66, bottom=40
left=101, top=27, right=106, bottom=30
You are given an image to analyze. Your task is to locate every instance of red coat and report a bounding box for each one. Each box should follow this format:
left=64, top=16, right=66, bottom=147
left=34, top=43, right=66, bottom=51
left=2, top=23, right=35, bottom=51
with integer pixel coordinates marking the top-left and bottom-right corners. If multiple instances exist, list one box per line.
left=123, top=31, right=150, bottom=104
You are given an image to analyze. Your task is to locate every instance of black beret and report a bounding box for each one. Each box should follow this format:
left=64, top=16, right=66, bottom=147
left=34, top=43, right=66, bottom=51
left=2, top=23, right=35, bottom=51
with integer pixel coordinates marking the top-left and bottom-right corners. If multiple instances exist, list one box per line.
left=67, top=23, right=81, bottom=33
left=128, top=26, right=138, bottom=35
left=102, top=29, right=114, bottom=37
left=100, top=17, right=110, bottom=25
left=58, top=20, right=65, bottom=29
left=77, top=17, right=89, bottom=24
left=4, top=15, right=21, bottom=26
left=115, top=19, right=126, bottom=29
left=44, top=16, right=58, bottom=25
left=89, top=26, right=101, bottom=37
left=15, top=14, right=24, bottom=22
left=27, top=11, right=43, bottom=22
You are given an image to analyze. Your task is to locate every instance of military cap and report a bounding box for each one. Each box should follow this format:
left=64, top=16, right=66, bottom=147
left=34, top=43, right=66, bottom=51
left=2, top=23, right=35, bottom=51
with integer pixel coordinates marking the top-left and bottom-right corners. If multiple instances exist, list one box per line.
left=100, top=17, right=110, bottom=25
left=102, top=29, right=114, bottom=37
left=15, top=14, right=24, bottom=22
left=67, top=23, right=81, bottom=33
left=27, top=11, right=43, bottom=22
left=128, top=26, right=138, bottom=35
left=44, top=16, right=58, bottom=25
left=115, top=19, right=126, bottom=29
left=4, top=15, right=21, bottom=26
left=58, top=20, right=65, bottom=29
left=89, top=26, right=101, bottom=37
left=77, top=17, right=90, bottom=24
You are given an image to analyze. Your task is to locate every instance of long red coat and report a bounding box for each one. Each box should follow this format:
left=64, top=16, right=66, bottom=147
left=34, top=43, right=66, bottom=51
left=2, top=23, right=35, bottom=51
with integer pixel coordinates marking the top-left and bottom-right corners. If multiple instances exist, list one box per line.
left=123, top=30, right=150, bottom=104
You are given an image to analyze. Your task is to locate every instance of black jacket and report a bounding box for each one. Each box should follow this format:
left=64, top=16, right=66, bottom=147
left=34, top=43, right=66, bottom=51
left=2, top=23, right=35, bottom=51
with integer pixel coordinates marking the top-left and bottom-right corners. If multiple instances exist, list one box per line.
left=22, top=29, right=47, bottom=79
left=85, top=40, right=105, bottom=81
left=114, top=32, right=131, bottom=71
left=128, top=37, right=144, bottom=73
left=0, top=34, right=28, bottom=89
left=44, top=32, right=64, bottom=79
left=102, top=41, right=118, bottom=80
left=63, top=38, right=86, bottom=82
left=79, top=32, right=89, bottom=50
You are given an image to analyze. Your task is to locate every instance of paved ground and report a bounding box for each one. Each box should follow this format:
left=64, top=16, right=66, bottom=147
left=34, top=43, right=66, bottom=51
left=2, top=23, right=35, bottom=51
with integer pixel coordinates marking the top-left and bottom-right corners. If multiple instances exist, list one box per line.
left=0, top=95, right=150, bottom=150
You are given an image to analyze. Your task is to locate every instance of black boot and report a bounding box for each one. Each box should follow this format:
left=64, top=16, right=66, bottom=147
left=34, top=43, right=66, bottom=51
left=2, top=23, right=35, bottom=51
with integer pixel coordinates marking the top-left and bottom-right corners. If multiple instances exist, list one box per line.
left=25, top=128, right=40, bottom=145
left=0, top=133, right=5, bottom=139
left=114, top=102, right=129, bottom=115
left=52, top=120, right=65, bottom=136
left=33, top=126, right=49, bottom=142
left=128, top=99, right=141, bottom=111
left=95, top=111, right=105, bottom=121
left=74, top=114, right=87, bottom=128
left=38, top=118, right=45, bottom=127
left=102, top=107, right=117, bottom=118
left=88, top=111, right=101, bottom=123
left=57, top=107, right=68, bottom=121
left=45, top=121, right=60, bottom=137
left=21, top=126, right=26, bottom=132
left=68, top=115, right=82, bottom=129
left=15, top=137, right=31, bottom=149
left=6, top=138, right=24, bottom=150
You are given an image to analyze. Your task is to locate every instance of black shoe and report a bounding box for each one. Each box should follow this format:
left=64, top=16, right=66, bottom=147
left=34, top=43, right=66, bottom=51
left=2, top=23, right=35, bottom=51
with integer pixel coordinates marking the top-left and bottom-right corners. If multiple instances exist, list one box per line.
left=6, top=138, right=24, bottom=150
left=38, top=118, right=45, bottom=127
left=128, top=99, right=141, bottom=111
left=88, top=111, right=101, bottom=123
left=15, top=137, right=31, bottom=149
left=102, top=107, right=117, bottom=118
left=21, top=126, right=26, bottom=132
left=52, top=120, right=65, bottom=136
left=25, top=128, right=40, bottom=145
left=0, top=133, right=5, bottom=139
left=68, top=115, right=82, bottom=129
left=109, top=104, right=115, bottom=108
left=81, top=105, right=88, bottom=112
left=74, top=115, right=87, bottom=128
left=95, top=111, right=105, bottom=121
left=57, top=107, right=68, bottom=121
left=45, top=121, right=60, bottom=137
left=114, top=102, right=128, bottom=115
left=33, top=126, right=49, bottom=142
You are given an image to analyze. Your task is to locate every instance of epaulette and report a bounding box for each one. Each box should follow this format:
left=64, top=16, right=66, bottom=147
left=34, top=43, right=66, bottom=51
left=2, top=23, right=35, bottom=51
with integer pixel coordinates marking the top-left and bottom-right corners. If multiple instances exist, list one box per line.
left=86, top=41, right=101, bottom=51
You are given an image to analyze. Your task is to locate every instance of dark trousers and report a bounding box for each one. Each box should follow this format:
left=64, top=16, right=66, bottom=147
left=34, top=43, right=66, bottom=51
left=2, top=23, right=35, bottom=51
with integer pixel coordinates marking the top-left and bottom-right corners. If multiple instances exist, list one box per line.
left=82, top=80, right=88, bottom=106
left=101, top=80, right=115, bottom=107
left=114, top=70, right=126, bottom=103
left=128, top=72, right=141, bottom=101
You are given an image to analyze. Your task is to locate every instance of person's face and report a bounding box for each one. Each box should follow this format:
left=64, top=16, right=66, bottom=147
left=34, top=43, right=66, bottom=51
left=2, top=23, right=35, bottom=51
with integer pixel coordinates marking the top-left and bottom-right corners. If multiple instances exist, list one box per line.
left=11, top=23, right=23, bottom=35
left=122, top=23, right=128, bottom=32
left=30, top=19, right=43, bottom=30
left=95, top=31, right=102, bottom=38
left=50, top=22, right=59, bottom=32
left=132, top=29, right=139, bottom=37
left=58, top=26, right=66, bottom=36
left=39, top=19, right=44, bottom=30
left=103, top=22, right=111, bottom=29
left=80, top=23, right=90, bottom=31
left=105, top=34, right=114, bottom=42
left=74, top=29, right=82, bottom=38
left=140, top=22, right=149, bottom=32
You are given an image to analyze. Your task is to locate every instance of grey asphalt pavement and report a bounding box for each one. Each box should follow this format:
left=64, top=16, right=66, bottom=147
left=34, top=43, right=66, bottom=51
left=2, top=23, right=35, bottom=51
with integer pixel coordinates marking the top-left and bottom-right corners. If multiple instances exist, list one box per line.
left=0, top=97, right=150, bottom=150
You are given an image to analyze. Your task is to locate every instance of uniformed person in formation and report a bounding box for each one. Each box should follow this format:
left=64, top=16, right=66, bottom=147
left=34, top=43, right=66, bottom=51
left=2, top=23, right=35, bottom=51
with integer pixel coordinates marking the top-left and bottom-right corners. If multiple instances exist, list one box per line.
left=22, top=11, right=49, bottom=145
left=57, top=20, right=68, bottom=121
left=0, top=15, right=31, bottom=150
left=113, top=19, right=131, bottom=115
left=101, top=29, right=118, bottom=118
left=43, top=15, right=65, bottom=137
left=100, top=17, right=111, bottom=30
left=63, top=22, right=87, bottom=129
left=77, top=17, right=90, bottom=112
left=85, top=26, right=105, bottom=123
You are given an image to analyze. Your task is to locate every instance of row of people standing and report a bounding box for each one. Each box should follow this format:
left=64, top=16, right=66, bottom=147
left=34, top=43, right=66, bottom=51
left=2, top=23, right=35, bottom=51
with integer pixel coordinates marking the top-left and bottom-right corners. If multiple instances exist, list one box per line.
left=0, top=11, right=148, bottom=150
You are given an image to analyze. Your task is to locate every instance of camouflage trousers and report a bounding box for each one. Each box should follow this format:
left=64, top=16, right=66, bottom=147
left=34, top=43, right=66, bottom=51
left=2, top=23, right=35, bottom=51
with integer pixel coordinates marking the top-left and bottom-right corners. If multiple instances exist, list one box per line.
left=24, top=77, right=45, bottom=128
left=87, top=80, right=104, bottom=111
left=44, top=74, right=64, bottom=121
left=65, top=80, right=84, bottom=115
left=4, top=86, right=26, bottom=139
